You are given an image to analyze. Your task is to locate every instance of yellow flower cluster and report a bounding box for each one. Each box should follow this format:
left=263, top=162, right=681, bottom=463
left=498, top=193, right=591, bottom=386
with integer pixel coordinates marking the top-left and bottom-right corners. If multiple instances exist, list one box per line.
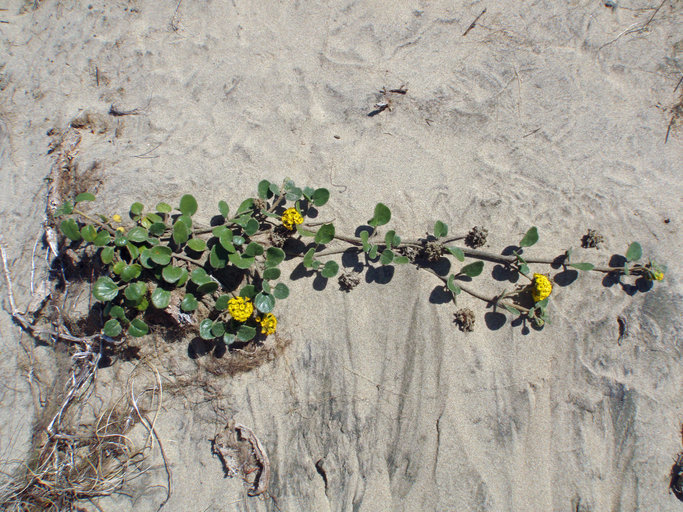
left=531, top=273, right=552, bottom=302
left=649, top=270, right=664, bottom=281
left=228, top=296, right=253, bottom=322
left=256, top=313, right=277, bottom=335
left=281, top=207, right=304, bottom=230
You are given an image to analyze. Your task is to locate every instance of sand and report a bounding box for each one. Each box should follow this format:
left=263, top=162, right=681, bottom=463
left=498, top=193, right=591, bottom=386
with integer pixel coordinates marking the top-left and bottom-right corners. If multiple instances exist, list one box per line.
left=0, top=1, right=681, bottom=511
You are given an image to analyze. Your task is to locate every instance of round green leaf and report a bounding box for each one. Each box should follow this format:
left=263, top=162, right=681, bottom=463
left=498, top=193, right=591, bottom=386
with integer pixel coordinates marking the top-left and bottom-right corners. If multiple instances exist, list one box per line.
left=519, top=227, right=539, bottom=248
left=80, top=224, right=98, bottom=242
left=112, top=261, right=125, bottom=275
left=369, top=203, right=391, bottom=227
left=145, top=213, right=163, bottom=224
left=150, top=246, right=172, bottom=265
left=257, top=180, right=272, bottom=199
left=120, top=264, right=142, bottom=282
left=244, top=218, right=260, bottom=236
left=126, top=242, right=139, bottom=261
left=315, top=223, right=335, bottom=245
left=190, top=268, right=211, bottom=285
left=240, top=285, right=256, bottom=299
left=312, top=188, right=330, bottom=207
left=254, top=292, right=275, bottom=313
left=173, top=220, right=189, bottom=245
left=244, top=242, right=264, bottom=257
left=156, top=202, right=172, bottom=213
left=180, top=293, right=198, bottom=312
left=460, top=261, right=484, bottom=277
left=236, top=198, right=254, bottom=215
left=130, top=202, right=144, bottom=216
left=263, top=267, right=281, bottom=280
left=236, top=325, right=256, bottom=342
left=101, top=246, right=115, bottom=264
left=394, top=255, right=410, bottom=264
left=229, top=253, right=254, bottom=269
left=177, top=214, right=193, bottom=229
left=199, top=319, right=215, bottom=340
left=233, top=235, right=245, bottom=246
left=379, top=249, right=394, bottom=266
left=447, top=274, right=461, bottom=295
left=151, top=288, right=171, bottom=309
left=128, top=318, right=149, bottom=337
left=446, top=247, right=465, bottom=262
left=124, top=282, right=147, bottom=301
left=60, top=219, right=82, bottom=241
left=434, top=221, right=448, bottom=238
left=74, top=192, right=96, bottom=203
left=219, top=230, right=235, bottom=252
left=139, top=249, right=154, bottom=268
left=127, top=226, right=148, bottom=243
left=54, top=201, right=74, bottom=216
left=261, top=280, right=271, bottom=294
left=265, top=247, right=285, bottom=267
left=209, top=245, right=228, bottom=269
left=625, top=242, right=642, bottom=262
left=103, top=319, right=122, bottom=337
left=569, top=262, right=595, bottom=271
left=108, top=305, right=126, bottom=319
left=272, top=282, right=290, bottom=299
left=218, top=200, right=230, bottom=218
left=93, top=277, right=119, bottom=302
left=215, top=295, right=230, bottom=311
left=113, top=232, right=127, bottom=247
left=321, top=261, right=339, bottom=278
left=211, top=321, right=226, bottom=338
left=93, top=230, right=111, bottom=247
left=176, top=268, right=189, bottom=287
left=149, top=222, right=166, bottom=236
left=197, top=282, right=219, bottom=295
left=187, top=238, right=207, bottom=252
left=179, top=194, right=198, bottom=216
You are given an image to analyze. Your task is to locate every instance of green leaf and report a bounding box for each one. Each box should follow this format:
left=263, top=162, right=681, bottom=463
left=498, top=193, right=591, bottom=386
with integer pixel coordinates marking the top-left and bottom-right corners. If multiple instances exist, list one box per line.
left=236, top=198, right=254, bottom=215
left=460, top=261, right=484, bottom=277
left=139, top=249, right=154, bottom=268
left=93, top=277, right=119, bottom=302
left=162, top=265, right=183, bottom=283
left=176, top=268, right=189, bottom=287
left=197, top=281, right=218, bottom=295
left=128, top=318, right=149, bottom=337
left=199, top=319, right=215, bottom=340
left=150, top=246, right=172, bottom=266
left=187, top=238, right=207, bottom=252
left=101, top=246, right=115, bottom=264
left=503, top=304, right=521, bottom=316
left=369, top=203, right=391, bottom=227
left=228, top=253, right=255, bottom=269
left=145, top=213, right=163, bottom=224
left=240, top=285, right=256, bottom=299
left=244, top=218, right=260, bottom=236
left=360, top=230, right=371, bottom=252
left=80, top=224, right=97, bottom=242
left=215, top=295, right=230, bottom=311
left=219, top=231, right=235, bottom=253
left=269, top=182, right=280, bottom=196
left=74, top=192, right=96, bottom=203
left=236, top=325, right=256, bottom=342
left=179, top=194, right=198, bottom=216
left=285, top=186, right=302, bottom=201
left=568, top=262, right=595, bottom=271
left=151, top=288, right=171, bottom=309
left=321, top=261, right=339, bottom=278
left=54, top=201, right=73, bottom=216
left=368, top=245, right=378, bottom=260
left=190, top=268, right=211, bottom=285
left=149, top=222, right=166, bottom=236
left=254, top=292, right=275, bottom=313
left=265, top=247, right=285, bottom=267
left=518, top=264, right=530, bottom=276
left=130, top=202, right=144, bottom=216
left=103, top=319, right=122, bottom=337
left=127, top=226, right=148, bottom=243
left=296, top=224, right=317, bottom=237
left=394, top=255, right=410, bottom=264
left=209, top=245, right=227, bottom=269
left=173, top=220, right=189, bottom=245
left=258, top=180, right=272, bottom=199
left=263, top=267, right=281, bottom=280
left=108, top=305, right=126, bottom=319
left=113, top=232, right=127, bottom=247
left=60, top=219, right=82, bottom=241
left=180, top=293, right=198, bottom=312
left=447, top=274, right=461, bottom=295
left=625, top=242, right=642, bottom=262
left=212, top=226, right=229, bottom=237
left=233, top=235, right=245, bottom=246
left=156, top=202, right=172, bottom=213
left=434, top=221, right=448, bottom=238
left=303, top=247, right=317, bottom=268
left=211, top=321, right=226, bottom=338
left=379, top=249, right=394, bottom=265
left=177, top=214, right=193, bottom=229
left=244, top=242, right=264, bottom=257
left=93, top=230, right=111, bottom=247
left=315, top=223, right=335, bottom=245
left=120, top=264, right=142, bottom=282
left=223, top=332, right=236, bottom=345
left=270, top=283, right=287, bottom=300
left=303, top=186, right=315, bottom=200
left=384, top=230, right=396, bottom=249
left=112, top=261, right=125, bottom=275
left=446, top=247, right=465, bottom=262
left=519, top=227, right=539, bottom=248
left=261, top=280, right=271, bottom=294
left=124, top=282, right=147, bottom=301
left=312, top=188, right=330, bottom=206
left=125, top=242, right=138, bottom=261
left=218, top=200, right=230, bottom=218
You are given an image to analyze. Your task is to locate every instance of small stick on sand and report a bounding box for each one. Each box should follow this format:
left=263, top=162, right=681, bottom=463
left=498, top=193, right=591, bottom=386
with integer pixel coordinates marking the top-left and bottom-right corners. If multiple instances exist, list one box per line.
left=463, top=8, right=486, bottom=37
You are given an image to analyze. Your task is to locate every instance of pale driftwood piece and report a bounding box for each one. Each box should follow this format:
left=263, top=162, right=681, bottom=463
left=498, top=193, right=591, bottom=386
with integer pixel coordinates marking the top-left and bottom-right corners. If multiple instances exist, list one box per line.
left=235, top=423, right=271, bottom=497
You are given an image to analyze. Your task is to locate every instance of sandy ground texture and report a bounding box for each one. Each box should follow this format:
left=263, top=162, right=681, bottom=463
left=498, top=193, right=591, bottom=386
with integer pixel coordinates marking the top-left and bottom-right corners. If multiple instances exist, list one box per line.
left=0, top=1, right=682, bottom=511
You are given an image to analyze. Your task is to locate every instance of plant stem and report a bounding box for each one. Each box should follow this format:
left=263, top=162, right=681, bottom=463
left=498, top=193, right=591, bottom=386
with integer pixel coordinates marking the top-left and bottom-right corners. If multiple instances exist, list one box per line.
left=73, top=209, right=117, bottom=235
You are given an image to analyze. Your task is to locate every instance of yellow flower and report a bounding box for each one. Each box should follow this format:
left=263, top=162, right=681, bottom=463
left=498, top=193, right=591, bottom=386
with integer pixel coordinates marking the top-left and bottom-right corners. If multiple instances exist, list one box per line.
left=112, top=214, right=122, bottom=223
left=116, top=226, right=125, bottom=232
left=228, top=296, right=254, bottom=323
left=256, top=313, right=277, bottom=335
left=281, top=207, right=304, bottom=230
left=650, top=270, right=664, bottom=281
left=531, top=273, right=552, bottom=302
